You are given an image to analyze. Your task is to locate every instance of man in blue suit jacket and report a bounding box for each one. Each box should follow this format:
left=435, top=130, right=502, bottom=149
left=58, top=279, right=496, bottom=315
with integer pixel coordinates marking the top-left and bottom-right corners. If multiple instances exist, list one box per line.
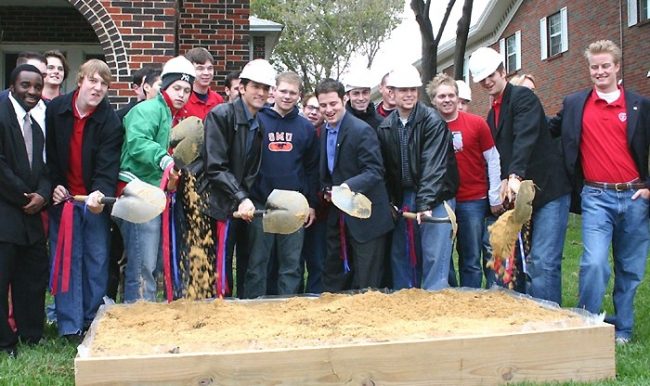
left=315, top=79, right=393, bottom=292
left=549, top=40, right=650, bottom=345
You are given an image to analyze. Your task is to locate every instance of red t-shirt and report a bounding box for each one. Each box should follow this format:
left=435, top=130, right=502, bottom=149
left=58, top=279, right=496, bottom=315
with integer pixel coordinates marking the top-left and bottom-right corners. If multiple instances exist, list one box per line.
left=183, top=89, right=224, bottom=120
left=66, top=91, right=95, bottom=196
left=447, top=111, right=495, bottom=202
left=580, top=87, right=638, bottom=183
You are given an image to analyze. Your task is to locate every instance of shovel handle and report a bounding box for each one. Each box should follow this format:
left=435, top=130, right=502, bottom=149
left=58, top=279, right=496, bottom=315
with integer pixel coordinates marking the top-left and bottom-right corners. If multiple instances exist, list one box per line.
left=72, top=195, right=117, bottom=205
left=401, top=212, right=450, bottom=223
left=232, top=209, right=265, bottom=219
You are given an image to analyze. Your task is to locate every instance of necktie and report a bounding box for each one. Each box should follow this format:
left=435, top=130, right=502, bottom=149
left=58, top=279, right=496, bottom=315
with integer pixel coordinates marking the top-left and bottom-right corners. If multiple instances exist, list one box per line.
left=24, top=113, right=33, bottom=167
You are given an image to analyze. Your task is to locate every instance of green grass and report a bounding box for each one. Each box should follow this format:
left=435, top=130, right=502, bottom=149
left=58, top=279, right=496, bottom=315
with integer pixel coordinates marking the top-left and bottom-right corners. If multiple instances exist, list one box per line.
left=1, top=214, right=649, bottom=385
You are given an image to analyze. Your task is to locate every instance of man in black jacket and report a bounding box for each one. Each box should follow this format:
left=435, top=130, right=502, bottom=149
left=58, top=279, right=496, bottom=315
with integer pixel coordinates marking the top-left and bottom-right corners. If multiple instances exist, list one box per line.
left=376, top=65, right=459, bottom=290
left=469, top=47, right=571, bottom=303
left=316, top=78, right=394, bottom=291
left=344, top=69, right=383, bottom=129
left=202, top=59, right=276, bottom=297
left=0, top=65, right=50, bottom=358
left=47, top=59, right=123, bottom=341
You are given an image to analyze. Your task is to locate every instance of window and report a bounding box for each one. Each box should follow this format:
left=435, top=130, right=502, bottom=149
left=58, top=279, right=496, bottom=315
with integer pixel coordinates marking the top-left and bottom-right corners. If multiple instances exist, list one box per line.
left=628, top=0, right=650, bottom=26
left=252, top=36, right=266, bottom=59
left=499, top=31, right=521, bottom=74
left=540, top=7, right=568, bottom=60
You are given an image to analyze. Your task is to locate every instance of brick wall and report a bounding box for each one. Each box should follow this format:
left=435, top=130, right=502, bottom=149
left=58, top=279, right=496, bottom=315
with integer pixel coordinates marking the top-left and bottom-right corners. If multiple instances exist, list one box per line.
left=442, top=0, right=649, bottom=117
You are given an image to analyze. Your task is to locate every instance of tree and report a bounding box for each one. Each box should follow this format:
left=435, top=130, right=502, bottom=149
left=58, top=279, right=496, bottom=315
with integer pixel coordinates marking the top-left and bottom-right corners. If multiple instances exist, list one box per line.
left=410, top=0, right=456, bottom=92
left=251, top=0, right=403, bottom=92
left=453, top=0, right=474, bottom=80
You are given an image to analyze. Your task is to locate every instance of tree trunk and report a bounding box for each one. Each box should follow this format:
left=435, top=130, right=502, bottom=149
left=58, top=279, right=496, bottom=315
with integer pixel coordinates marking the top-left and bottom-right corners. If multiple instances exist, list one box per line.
left=453, top=0, right=474, bottom=80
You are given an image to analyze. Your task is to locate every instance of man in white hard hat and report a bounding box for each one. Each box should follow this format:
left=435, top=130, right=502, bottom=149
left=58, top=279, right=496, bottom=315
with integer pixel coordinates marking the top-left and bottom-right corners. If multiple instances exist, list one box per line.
left=116, top=55, right=195, bottom=303
left=376, top=64, right=459, bottom=290
left=549, top=40, right=650, bottom=344
left=344, top=69, right=383, bottom=129
left=427, top=73, right=501, bottom=289
left=202, top=59, right=276, bottom=297
left=455, top=80, right=472, bottom=112
left=315, top=78, right=393, bottom=292
left=468, top=46, right=571, bottom=302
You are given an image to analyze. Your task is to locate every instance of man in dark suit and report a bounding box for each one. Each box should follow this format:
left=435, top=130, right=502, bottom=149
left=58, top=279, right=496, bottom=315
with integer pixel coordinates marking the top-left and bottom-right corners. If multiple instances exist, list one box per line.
left=468, top=47, right=571, bottom=303
left=315, top=78, right=393, bottom=291
left=0, top=65, right=50, bottom=358
left=549, top=40, right=650, bottom=345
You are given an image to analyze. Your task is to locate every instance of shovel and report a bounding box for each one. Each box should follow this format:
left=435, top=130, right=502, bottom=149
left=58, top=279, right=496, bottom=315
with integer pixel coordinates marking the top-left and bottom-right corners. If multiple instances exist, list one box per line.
left=73, top=179, right=167, bottom=224
left=400, top=201, right=458, bottom=239
left=233, top=189, right=309, bottom=234
left=170, top=116, right=204, bottom=169
left=331, top=185, right=372, bottom=219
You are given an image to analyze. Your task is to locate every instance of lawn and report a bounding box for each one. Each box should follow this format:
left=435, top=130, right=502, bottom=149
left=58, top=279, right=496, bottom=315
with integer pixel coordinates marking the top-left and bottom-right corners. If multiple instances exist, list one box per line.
left=1, top=214, right=649, bottom=385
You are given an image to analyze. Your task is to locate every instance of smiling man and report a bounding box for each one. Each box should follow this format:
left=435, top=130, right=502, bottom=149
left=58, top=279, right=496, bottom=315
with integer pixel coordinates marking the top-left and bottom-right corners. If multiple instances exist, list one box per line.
left=46, top=59, right=123, bottom=342
left=468, top=47, right=571, bottom=302
left=344, top=69, right=383, bottom=129
left=183, top=48, right=224, bottom=120
left=0, top=65, right=50, bottom=358
left=376, top=65, right=458, bottom=291
left=316, top=78, right=393, bottom=292
left=549, top=40, right=650, bottom=344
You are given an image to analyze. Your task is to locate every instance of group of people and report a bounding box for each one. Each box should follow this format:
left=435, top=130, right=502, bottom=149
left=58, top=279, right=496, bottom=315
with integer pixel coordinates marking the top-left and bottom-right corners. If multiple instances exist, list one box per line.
left=1, top=38, right=648, bottom=358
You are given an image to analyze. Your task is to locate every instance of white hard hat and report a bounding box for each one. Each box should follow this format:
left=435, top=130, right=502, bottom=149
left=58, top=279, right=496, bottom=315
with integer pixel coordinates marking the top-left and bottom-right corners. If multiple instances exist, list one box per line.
left=160, top=56, right=196, bottom=90
left=456, top=80, right=472, bottom=101
left=344, top=68, right=374, bottom=92
left=386, top=64, right=422, bottom=88
left=468, top=47, right=503, bottom=83
left=239, top=59, right=276, bottom=87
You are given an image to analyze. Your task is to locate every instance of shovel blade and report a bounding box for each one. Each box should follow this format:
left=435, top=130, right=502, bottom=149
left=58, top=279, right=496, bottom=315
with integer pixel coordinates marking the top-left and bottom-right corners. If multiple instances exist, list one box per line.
left=171, top=116, right=204, bottom=168
left=111, top=180, right=167, bottom=224
left=331, top=186, right=372, bottom=218
left=262, top=189, right=309, bottom=234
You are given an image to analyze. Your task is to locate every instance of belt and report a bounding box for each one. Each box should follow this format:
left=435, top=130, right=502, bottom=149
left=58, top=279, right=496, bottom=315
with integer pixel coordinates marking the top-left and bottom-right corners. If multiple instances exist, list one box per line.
left=585, top=180, right=646, bottom=191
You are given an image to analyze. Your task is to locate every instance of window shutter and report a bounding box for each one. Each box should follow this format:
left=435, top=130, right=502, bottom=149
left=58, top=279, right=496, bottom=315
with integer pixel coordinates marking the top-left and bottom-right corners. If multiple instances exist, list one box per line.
left=628, top=0, right=638, bottom=26
left=560, top=7, right=569, bottom=53
left=540, top=17, right=548, bottom=60
left=515, top=30, right=522, bottom=71
left=499, top=37, right=506, bottom=66
left=463, top=55, right=470, bottom=83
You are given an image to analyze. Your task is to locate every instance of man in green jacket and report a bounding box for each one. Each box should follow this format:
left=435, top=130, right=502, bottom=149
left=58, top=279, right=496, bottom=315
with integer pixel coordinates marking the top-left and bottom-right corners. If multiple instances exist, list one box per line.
left=117, top=56, right=195, bottom=302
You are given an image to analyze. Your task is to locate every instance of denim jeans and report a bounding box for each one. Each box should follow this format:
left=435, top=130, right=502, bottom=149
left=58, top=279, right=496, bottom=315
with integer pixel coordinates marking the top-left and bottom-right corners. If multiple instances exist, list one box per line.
left=114, top=215, right=162, bottom=303
left=244, top=206, right=304, bottom=299
left=455, top=199, right=489, bottom=288
left=527, top=193, right=570, bottom=304
left=483, top=215, right=497, bottom=288
left=578, top=186, right=649, bottom=339
left=301, top=219, right=327, bottom=293
left=49, top=204, right=111, bottom=336
left=391, top=190, right=455, bottom=290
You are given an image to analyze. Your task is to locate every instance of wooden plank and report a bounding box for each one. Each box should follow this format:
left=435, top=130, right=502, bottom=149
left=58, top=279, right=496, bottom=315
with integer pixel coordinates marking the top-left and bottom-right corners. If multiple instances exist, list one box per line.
left=75, top=324, right=615, bottom=385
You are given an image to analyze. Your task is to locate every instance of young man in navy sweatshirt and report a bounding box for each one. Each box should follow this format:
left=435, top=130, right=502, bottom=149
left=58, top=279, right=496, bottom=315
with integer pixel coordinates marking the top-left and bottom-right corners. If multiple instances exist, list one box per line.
left=243, top=71, right=319, bottom=298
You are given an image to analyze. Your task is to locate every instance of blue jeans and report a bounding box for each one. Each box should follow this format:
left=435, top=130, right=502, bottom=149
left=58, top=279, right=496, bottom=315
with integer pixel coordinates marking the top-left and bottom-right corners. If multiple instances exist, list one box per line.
left=114, top=215, right=162, bottom=303
left=301, top=219, right=326, bottom=293
left=483, top=215, right=497, bottom=288
left=49, top=204, right=110, bottom=336
left=455, top=199, right=488, bottom=288
left=391, top=190, right=455, bottom=290
left=527, top=194, right=570, bottom=304
left=578, top=186, right=649, bottom=339
left=244, top=206, right=304, bottom=299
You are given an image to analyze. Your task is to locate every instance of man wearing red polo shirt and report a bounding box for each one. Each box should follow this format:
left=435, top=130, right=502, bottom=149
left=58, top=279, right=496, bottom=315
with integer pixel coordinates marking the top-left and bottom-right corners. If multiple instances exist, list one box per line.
left=549, top=40, right=650, bottom=345
left=183, top=48, right=224, bottom=120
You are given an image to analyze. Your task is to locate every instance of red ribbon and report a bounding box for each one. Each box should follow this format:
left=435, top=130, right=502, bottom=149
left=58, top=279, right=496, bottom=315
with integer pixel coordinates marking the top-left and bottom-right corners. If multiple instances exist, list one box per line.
left=160, top=165, right=174, bottom=302
left=51, top=200, right=74, bottom=295
left=338, top=213, right=350, bottom=272
left=215, top=220, right=230, bottom=298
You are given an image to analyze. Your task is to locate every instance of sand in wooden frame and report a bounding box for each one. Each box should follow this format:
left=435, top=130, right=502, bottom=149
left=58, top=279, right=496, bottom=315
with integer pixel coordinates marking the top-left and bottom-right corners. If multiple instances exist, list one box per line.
left=75, top=289, right=616, bottom=385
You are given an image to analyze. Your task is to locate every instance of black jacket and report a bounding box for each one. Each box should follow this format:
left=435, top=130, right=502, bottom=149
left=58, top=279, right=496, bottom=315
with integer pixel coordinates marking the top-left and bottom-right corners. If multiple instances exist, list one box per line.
left=548, top=88, right=650, bottom=211
left=200, top=98, right=263, bottom=220
left=377, top=102, right=459, bottom=211
left=487, top=83, right=570, bottom=208
left=320, top=112, right=393, bottom=243
left=0, top=97, right=50, bottom=245
left=346, top=101, right=384, bottom=129
left=46, top=90, right=123, bottom=197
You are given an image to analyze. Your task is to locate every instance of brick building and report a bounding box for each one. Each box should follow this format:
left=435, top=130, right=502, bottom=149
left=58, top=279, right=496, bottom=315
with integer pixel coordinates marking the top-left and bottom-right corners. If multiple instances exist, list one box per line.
left=430, top=0, right=649, bottom=116
left=0, top=0, right=281, bottom=107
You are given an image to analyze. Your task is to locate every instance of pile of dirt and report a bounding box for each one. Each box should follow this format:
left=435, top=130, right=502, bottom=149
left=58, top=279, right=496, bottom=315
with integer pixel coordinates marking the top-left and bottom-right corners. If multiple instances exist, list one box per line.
left=87, top=289, right=588, bottom=357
